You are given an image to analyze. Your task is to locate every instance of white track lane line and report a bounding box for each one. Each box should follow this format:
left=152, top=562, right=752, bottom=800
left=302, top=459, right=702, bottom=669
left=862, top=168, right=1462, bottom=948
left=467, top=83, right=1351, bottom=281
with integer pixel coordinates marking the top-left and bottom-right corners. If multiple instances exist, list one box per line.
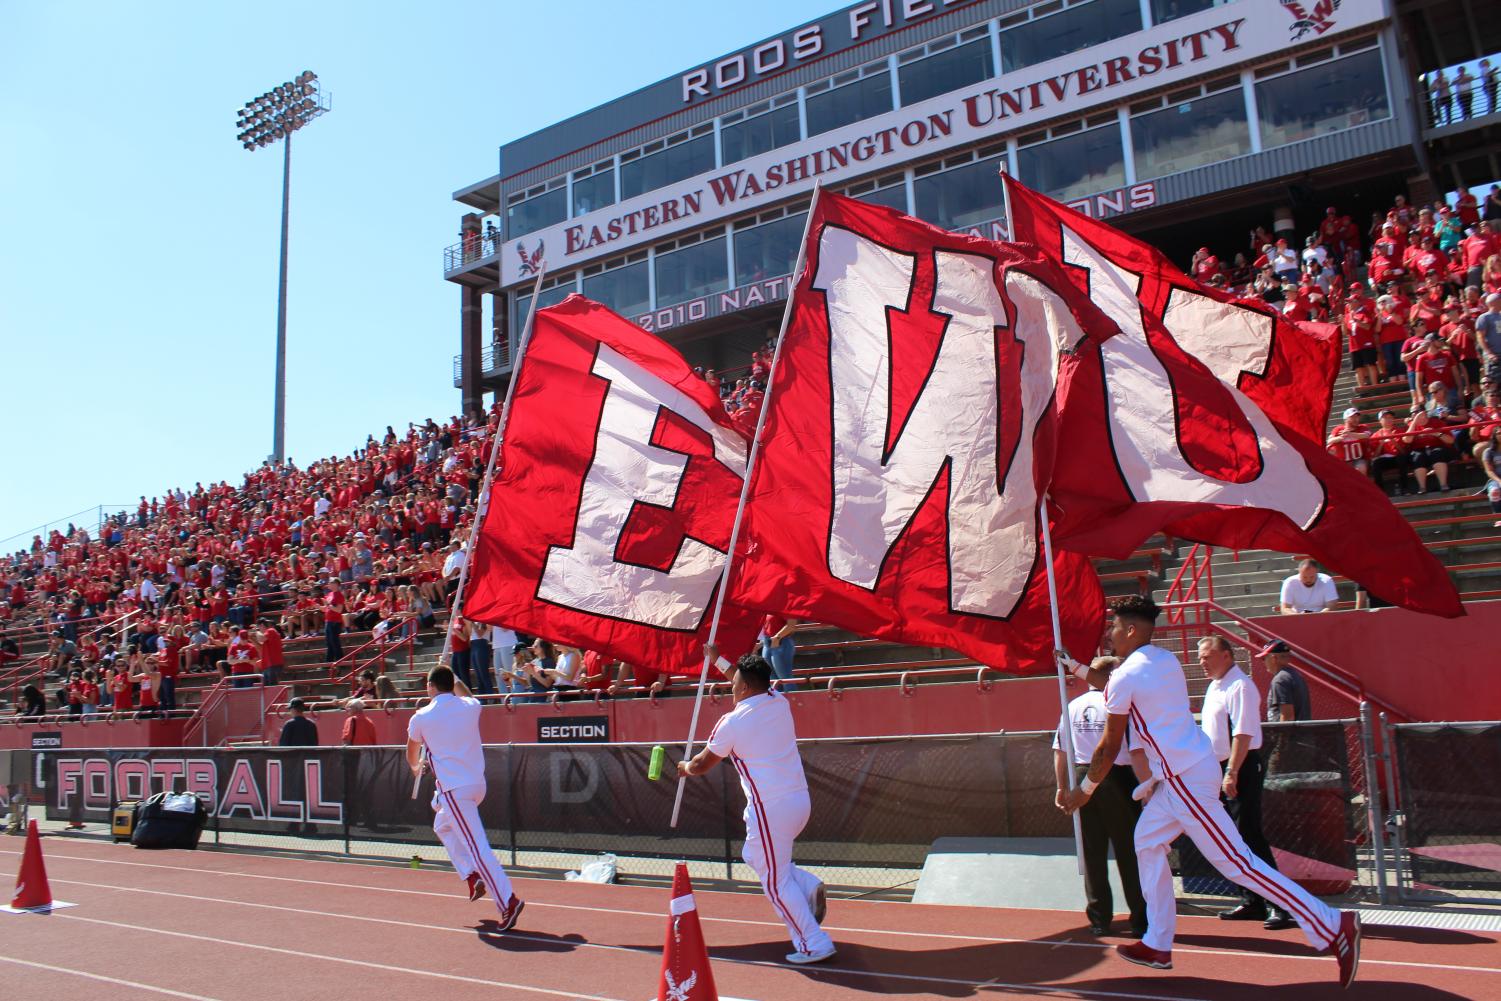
left=45, top=898, right=1211, bottom=1001
left=51, top=912, right=630, bottom=1001
left=20, top=849, right=1501, bottom=977
left=0, top=955, right=228, bottom=1001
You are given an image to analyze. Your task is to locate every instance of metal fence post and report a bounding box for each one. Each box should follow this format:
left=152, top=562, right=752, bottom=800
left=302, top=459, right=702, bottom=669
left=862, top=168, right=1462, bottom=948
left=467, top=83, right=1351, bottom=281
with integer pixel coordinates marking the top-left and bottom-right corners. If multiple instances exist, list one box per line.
left=1379, top=713, right=1407, bottom=901
left=720, top=762, right=734, bottom=881
left=343, top=748, right=352, bottom=856
left=506, top=744, right=518, bottom=867
left=1358, top=703, right=1389, bottom=904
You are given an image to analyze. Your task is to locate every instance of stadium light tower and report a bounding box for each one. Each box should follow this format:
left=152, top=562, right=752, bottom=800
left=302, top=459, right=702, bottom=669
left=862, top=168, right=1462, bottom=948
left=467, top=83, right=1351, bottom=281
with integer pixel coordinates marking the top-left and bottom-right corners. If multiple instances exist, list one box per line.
left=236, top=71, right=331, bottom=465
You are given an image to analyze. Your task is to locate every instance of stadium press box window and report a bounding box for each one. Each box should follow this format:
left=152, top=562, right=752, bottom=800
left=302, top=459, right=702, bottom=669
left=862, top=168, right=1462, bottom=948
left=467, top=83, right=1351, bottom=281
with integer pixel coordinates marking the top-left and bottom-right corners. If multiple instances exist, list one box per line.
left=1255, top=48, right=1392, bottom=150
left=1131, top=86, right=1252, bottom=182
left=582, top=259, right=651, bottom=319
left=913, top=152, right=1008, bottom=232
left=1017, top=122, right=1127, bottom=205
left=654, top=235, right=729, bottom=309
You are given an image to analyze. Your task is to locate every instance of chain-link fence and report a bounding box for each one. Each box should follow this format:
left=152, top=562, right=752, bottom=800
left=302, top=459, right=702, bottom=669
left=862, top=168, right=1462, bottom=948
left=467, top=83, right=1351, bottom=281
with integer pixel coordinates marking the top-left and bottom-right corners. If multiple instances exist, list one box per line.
left=10, top=720, right=1445, bottom=908
left=1388, top=720, right=1501, bottom=904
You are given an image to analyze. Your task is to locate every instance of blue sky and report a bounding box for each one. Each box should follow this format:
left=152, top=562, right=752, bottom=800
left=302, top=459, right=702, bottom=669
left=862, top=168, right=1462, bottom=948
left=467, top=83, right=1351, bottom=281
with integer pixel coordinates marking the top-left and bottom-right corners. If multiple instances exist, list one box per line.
left=0, top=0, right=816, bottom=545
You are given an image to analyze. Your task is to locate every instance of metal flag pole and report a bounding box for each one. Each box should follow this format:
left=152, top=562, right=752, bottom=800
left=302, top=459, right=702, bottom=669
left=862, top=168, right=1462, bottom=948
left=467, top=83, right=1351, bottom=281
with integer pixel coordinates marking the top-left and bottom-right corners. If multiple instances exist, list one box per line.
left=1040, top=497, right=1087, bottom=876
left=437, top=267, right=549, bottom=675
left=999, top=164, right=1086, bottom=875
left=669, top=181, right=824, bottom=829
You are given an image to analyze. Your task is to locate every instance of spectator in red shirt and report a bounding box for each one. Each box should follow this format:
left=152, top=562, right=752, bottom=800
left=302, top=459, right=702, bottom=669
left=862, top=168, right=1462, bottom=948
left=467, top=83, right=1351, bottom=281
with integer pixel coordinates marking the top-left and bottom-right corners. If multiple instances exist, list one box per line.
left=323, top=584, right=346, bottom=663
left=1345, top=300, right=1379, bottom=389
left=109, top=662, right=135, bottom=715
left=1416, top=334, right=1465, bottom=411
left=341, top=700, right=378, bottom=746
left=1406, top=409, right=1458, bottom=493
left=1376, top=295, right=1410, bottom=382
left=1326, top=408, right=1371, bottom=474
left=257, top=623, right=285, bottom=686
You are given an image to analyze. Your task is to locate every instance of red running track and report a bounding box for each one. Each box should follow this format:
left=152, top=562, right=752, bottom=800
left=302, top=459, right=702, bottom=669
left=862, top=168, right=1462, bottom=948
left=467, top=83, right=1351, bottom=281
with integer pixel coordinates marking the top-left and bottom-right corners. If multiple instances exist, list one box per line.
left=0, top=837, right=1497, bottom=1000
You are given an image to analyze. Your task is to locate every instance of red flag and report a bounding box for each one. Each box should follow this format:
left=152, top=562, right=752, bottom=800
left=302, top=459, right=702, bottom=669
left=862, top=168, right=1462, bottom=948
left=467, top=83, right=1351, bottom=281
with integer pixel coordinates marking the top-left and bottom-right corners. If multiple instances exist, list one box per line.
left=731, top=193, right=1108, bottom=672
left=657, top=863, right=718, bottom=1001
left=1003, top=176, right=1461, bottom=618
left=463, top=295, right=761, bottom=672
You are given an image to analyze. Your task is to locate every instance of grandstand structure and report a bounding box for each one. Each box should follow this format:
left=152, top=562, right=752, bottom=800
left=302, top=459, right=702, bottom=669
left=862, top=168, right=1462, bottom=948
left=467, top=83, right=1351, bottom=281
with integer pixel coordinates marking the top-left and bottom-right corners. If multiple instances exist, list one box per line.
left=4, top=0, right=1501, bottom=752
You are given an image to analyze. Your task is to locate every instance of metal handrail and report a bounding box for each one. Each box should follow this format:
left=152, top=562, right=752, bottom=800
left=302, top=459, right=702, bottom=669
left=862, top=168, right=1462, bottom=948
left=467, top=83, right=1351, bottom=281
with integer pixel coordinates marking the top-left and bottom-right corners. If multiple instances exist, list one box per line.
left=443, top=232, right=502, bottom=273
left=1159, top=598, right=1407, bottom=720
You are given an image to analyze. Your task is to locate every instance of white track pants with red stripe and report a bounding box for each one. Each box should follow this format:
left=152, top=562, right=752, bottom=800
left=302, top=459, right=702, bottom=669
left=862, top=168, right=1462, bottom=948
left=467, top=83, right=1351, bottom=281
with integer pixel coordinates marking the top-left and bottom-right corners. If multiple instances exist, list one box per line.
left=742, top=790, right=833, bottom=956
left=432, top=783, right=514, bottom=917
left=1135, top=756, right=1339, bottom=954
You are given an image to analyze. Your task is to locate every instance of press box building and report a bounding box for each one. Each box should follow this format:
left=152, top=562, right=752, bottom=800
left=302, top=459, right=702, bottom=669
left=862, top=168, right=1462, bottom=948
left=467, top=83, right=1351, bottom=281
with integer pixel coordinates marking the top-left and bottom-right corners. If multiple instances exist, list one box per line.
left=445, top=0, right=1500, bottom=412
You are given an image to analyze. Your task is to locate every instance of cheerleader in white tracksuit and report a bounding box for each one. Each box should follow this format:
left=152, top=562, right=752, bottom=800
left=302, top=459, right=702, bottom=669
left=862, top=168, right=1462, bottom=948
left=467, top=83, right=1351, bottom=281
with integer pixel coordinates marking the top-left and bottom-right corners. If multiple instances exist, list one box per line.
left=679, top=647, right=835, bottom=965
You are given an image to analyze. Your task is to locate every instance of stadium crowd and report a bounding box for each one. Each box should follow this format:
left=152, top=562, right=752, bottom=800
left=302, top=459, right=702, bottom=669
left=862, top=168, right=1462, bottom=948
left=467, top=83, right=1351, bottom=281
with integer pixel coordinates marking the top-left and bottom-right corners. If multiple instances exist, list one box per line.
left=1, top=335, right=791, bottom=720
left=7, top=184, right=1501, bottom=718
left=1187, top=186, right=1501, bottom=516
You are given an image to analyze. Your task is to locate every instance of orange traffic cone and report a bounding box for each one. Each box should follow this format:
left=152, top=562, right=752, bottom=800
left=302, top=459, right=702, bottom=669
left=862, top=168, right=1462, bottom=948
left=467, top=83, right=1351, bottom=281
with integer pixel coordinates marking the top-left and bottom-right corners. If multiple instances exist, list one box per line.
left=11, top=820, right=53, bottom=911
left=657, top=862, right=717, bottom=1001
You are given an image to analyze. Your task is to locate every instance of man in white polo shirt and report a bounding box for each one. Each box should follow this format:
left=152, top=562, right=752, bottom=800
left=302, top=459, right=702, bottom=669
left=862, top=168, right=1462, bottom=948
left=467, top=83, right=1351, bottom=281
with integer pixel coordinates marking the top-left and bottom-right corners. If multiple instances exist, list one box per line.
left=1198, top=636, right=1295, bottom=931
left=406, top=665, right=522, bottom=931
left=1053, top=655, right=1150, bottom=938
left=1059, top=595, right=1359, bottom=987
left=1279, top=559, right=1339, bottom=614
left=678, top=645, right=835, bottom=965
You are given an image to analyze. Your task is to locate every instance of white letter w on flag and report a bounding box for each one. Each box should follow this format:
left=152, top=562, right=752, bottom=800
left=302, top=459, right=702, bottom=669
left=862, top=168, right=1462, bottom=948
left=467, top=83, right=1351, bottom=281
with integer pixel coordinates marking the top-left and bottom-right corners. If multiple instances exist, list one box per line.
left=814, top=225, right=1068, bottom=618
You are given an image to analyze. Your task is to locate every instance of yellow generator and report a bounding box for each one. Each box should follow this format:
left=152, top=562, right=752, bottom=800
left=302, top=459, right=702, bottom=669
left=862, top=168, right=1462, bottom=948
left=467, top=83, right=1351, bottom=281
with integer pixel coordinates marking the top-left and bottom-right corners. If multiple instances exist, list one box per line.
left=112, top=801, right=138, bottom=842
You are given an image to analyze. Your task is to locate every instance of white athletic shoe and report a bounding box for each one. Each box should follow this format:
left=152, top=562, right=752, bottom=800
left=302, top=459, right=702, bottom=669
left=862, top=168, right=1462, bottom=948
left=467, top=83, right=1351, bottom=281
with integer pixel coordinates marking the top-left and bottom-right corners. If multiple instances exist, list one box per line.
left=785, top=946, right=837, bottom=965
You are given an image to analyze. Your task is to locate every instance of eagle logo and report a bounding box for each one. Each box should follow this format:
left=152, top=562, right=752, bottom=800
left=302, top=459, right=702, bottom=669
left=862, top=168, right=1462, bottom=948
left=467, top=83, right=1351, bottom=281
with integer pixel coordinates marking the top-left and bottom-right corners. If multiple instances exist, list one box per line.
left=662, top=969, right=697, bottom=1001
left=516, top=239, right=545, bottom=277
left=1280, top=0, right=1340, bottom=40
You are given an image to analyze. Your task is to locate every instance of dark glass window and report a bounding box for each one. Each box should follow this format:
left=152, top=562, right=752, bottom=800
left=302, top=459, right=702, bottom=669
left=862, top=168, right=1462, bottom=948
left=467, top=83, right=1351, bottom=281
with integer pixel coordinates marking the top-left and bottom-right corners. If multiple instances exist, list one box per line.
left=620, top=134, right=716, bottom=200
left=572, top=170, right=615, bottom=216
left=1149, top=0, right=1216, bottom=25
left=1017, top=123, right=1126, bottom=202
left=1255, top=50, right=1391, bottom=150
left=582, top=261, right=650, bottom=318
left=913, top=156, right=1006, bottom=231
left=734, top=213, right=807, bottom=286
left=506, top=187, right=566, bottom=239
left=721, top=105, right=801, bottom=165
left=805, top=70, right=893, bottom=137
left=512, top=284, right=575, bottom=331
left=899, top=39, right=994, bottom=106
left=1000, top=0, right=1141, bottom=73
left=1131, top=88, right=1250, bottom=181
left=654, top=237, right=728, bottom=308
left=854, top=184, right=909, bottom=212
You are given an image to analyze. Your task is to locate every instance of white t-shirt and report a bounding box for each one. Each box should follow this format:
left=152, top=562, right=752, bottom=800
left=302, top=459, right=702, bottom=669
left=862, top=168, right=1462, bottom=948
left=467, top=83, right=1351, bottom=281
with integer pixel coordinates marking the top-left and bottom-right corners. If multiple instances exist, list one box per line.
left=554, top=650, right=580, bottom=684
left=1280, top=572, right=1339, bottom=612
left=1104, top=644, right=1214, bottom=780
left=706, top=691, right=807, bottom=809
left=1201, top=666, right=1264, bottom=761
left=1053, top=689, right=1131, bottom=766
left=442, top=549, right=466, bottom=579
left=407, top=693, right=486, bottom=793
left=313, top=496, right=331, bottom=518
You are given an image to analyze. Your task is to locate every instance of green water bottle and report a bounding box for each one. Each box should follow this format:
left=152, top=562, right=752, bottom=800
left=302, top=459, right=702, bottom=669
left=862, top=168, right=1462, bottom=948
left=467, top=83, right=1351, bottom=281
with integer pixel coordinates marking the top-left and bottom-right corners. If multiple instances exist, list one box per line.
left=648, top=744, right=666, bottom=781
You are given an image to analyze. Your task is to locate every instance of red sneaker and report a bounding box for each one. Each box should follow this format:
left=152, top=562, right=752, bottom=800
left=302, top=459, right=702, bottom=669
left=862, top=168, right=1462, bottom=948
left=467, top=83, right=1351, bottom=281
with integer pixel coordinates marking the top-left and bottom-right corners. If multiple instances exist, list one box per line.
left=1329, top=911, right=1361, bottom=989
left=497, top=893, right=525, bottom=932
left=1116, top=941, right=1172, bottom=970
left=466, top=872, right=486, bottom=903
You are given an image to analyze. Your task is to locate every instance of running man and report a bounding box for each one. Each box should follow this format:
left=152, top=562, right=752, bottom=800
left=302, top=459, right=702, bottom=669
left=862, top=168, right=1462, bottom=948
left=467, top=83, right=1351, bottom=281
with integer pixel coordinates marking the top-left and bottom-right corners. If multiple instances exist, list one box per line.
left=1059, top=595, right=1360, bottom=988
left=406, top=665, right=523, bottom=930
left=678, top=646, right=835, bottom=965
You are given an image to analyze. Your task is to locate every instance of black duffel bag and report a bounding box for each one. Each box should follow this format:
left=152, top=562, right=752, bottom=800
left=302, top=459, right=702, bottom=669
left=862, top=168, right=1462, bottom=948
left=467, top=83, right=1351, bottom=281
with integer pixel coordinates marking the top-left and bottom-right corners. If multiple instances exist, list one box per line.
left=131, top=792, right=208, bottom=850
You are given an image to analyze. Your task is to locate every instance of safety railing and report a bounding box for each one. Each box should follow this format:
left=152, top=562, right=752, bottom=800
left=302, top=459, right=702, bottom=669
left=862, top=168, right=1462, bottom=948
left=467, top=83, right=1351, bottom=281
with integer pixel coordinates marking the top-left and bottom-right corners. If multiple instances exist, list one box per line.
left=443, top=230, right=502, bottom=272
